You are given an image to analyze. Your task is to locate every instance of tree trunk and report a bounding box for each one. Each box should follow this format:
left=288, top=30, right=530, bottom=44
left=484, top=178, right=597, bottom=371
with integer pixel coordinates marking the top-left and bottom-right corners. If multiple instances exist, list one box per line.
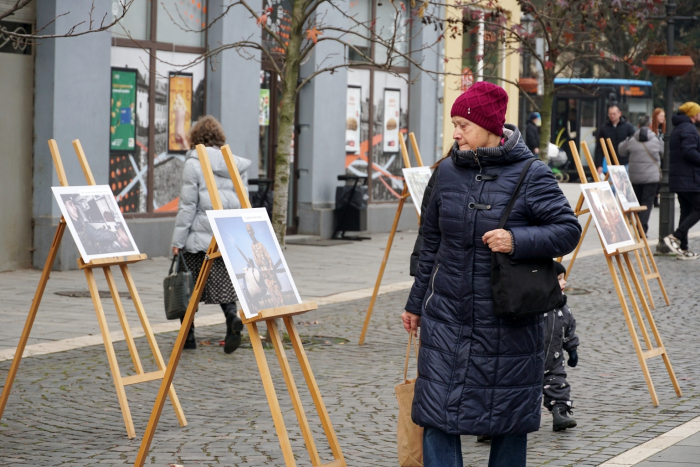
left=271, top=0, right=306, bottom=246
left=538, top=77, right=555, bottom=161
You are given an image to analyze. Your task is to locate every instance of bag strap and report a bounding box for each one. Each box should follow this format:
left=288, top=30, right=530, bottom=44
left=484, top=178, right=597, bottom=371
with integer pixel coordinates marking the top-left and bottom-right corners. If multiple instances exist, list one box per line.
left=640, top=140, right=662, bottom=176
left=168, top=254, right=178, bottom=275
left=177, top=250, right=191, bottom=273
left=497, top=158, right=537, bottom=229
left=403, top=332, right=420, bottom=381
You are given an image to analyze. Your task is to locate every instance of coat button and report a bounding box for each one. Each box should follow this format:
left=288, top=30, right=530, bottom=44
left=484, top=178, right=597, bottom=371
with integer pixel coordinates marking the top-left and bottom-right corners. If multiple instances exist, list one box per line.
left=476, top=174, right=483, bottom=181
left=468, top=202, right=475, bottom=209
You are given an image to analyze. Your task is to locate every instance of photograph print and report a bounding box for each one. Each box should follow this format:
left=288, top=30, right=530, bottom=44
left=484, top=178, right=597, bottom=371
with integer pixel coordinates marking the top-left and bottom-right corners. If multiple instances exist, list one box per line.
left=607, top=165, right=640, bottom=211
left=52, top=185, right=140, bottom=262
left=207, top=208, right=302, bottom=319
left=581, top=181, right=635, bottom=254
left=402, top=167, right=433, bottom=214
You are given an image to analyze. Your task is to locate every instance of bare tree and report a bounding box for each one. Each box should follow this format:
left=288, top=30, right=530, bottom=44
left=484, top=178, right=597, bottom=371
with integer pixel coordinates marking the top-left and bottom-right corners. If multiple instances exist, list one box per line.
left=152, top=0, right=445, bottom=244
left=0, top=0, right=135, bottom=46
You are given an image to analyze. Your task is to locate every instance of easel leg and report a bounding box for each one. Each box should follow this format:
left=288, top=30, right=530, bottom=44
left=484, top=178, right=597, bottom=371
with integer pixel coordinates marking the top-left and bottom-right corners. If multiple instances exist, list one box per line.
left=0, top=221, right=66, bottom=419
left=85, top=267, right=136, bottom=438
left=267, top=319, right=321, bottom=466
left=606, top=255, right=659, bottom=406
left=622, top=255, right=682, bottom=398
left=133, top=251, right=214, bottom=467
left=626, top=213, right=656, bottom=309
left=565, top=215, right=592, bottom=279
left=120, top=265, right=187, bottom=427
left=636, top=213, right=671, bottom=305
left=285, top=316, right=346, bottom=465
left=104, top=267, right=145, bottom=373
left=248, top=321, right=297, bottom=467
left=616, top=256, right=654, bottom=350
left=359, top=193, right=408, bottom=345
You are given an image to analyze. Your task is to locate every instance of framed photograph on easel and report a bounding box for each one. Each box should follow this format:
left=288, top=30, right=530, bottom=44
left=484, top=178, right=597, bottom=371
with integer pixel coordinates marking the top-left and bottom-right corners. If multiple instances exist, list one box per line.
left=402, top=166, right=432, bottom=213
left=581, top=182, right=635, bottom=254
left=608, top=165, right=640, bottom=211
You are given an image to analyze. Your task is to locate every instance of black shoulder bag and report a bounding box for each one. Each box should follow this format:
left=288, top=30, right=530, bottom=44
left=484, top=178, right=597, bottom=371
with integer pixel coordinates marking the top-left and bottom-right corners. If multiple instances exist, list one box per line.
left=163, top=250, right=195, bottom=320
left=491, top=159, right=564, bottom=319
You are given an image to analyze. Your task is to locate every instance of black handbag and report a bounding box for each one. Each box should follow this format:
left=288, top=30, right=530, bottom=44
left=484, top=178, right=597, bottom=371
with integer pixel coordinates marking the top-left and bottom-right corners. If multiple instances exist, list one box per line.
left=163, top=251, right=195, bottom=320
left=491, top=159, right=565, bottom=319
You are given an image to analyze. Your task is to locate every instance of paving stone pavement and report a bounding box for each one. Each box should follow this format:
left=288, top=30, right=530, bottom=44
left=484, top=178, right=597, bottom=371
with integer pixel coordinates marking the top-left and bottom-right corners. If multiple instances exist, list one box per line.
left=2, top=239, right=700, bottom=466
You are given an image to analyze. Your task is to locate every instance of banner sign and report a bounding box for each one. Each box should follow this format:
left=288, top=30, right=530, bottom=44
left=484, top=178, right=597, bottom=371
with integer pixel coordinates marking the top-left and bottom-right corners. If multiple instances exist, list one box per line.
left=110, top=68, right=137, bottom=152
left=383, top=89, right=400, bottom=153
left=167, top=73, right=193, bottom=153
left=346, top=86, right=361, bottom=154
left=260, top=89, right=270, bottom=126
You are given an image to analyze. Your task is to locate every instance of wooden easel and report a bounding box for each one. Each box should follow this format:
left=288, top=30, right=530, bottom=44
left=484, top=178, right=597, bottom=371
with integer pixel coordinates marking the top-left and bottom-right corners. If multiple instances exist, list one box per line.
left=568, top=141, right=681, bottom=406
left=358, top=133, right=424, bottom=345
left=133, top=144, right=346, bottom=467
left=561, top=139, right=670, bottom=309
left=0, top=139, right=187, bottom=439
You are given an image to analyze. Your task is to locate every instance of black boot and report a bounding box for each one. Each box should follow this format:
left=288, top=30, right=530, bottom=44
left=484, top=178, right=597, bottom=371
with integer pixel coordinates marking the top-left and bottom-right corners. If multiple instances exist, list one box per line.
left=552, top=405, right=577, bottom=432
left=183, top=321, right=196, bottom=350
left=222, top=303, right=243, bottom=354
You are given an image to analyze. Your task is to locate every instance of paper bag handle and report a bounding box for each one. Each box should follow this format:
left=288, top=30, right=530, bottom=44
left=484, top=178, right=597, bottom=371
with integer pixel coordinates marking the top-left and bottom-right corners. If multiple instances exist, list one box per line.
left=403, top=331, right=420, bottom=382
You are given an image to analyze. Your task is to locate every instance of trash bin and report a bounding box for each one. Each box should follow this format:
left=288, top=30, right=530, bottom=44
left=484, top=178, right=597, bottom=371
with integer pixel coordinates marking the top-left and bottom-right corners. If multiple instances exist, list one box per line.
left=333, top=175, right=369, bottom=239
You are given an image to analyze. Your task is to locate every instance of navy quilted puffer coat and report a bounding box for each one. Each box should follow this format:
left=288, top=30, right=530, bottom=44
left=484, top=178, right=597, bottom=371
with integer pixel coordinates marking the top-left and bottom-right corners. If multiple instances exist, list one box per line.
left=405, top=125, right=581, bottom=436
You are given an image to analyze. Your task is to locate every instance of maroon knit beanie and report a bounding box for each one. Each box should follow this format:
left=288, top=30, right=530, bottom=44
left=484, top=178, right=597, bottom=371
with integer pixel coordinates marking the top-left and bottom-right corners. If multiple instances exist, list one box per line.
left=451, top=81, right=508, bottom=136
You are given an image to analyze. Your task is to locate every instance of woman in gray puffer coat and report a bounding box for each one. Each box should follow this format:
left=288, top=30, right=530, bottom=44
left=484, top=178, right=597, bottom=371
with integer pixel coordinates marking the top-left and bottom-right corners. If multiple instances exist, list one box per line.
left=618, top=115, right=662, bottom=234
left=171, top=115, right=252, bottom=353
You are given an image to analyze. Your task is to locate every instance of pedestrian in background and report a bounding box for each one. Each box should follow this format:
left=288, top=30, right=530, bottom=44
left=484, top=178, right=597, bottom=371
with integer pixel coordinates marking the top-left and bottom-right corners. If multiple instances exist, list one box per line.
left=525, top=112, right=541, bottom=157
left=665, top=102, right=700, bottom=260
left=171, top=115, right=252, bottom=351
left=594, top=105, right=635, bottom=174
left=618, top=115, right=662, bottom=234
left=652, top=108, right=666, bottom=139
left=402, top=81, right=581, bottom=467
left=543, top=262, right=579, bottom=432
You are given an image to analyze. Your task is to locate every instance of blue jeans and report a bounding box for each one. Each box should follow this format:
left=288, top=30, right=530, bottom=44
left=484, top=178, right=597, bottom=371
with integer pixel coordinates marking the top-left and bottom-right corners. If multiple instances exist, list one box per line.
left=423, top=426, right=527, bottom=467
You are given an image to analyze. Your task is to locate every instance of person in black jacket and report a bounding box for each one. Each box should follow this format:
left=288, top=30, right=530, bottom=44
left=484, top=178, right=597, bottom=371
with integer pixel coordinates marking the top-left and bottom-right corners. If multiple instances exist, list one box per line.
left=594, top=105, right=635, bottom=173
left=544, top=262, right=579, bottom=432
left=525, top=112, right=541, bottom=157
left=663, top=102, right=700, bottom=260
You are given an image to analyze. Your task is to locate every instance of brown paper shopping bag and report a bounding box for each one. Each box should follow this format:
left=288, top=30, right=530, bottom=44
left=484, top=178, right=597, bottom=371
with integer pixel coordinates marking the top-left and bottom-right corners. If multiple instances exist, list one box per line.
left=395, top=332, right=423, bottom=467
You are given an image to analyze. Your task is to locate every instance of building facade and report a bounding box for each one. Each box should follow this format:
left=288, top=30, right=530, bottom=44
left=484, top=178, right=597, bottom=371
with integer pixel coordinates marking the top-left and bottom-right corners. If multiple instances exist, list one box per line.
left=0, top=0, right=520, bottom=272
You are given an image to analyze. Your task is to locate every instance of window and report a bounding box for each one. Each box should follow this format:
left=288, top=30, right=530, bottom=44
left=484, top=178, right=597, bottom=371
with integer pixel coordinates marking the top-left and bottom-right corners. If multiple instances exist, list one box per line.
left=462, top=9, right=504, bottom=85
left=110, top=1, right=208, bottom=216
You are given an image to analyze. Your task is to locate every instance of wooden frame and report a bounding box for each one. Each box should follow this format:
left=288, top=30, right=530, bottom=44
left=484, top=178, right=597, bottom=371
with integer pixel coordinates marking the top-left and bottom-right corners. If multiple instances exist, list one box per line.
left=567, top=141, right=681, bottom=406
left=560, top=138, right=670, bottom=309
left=133, top=144, right=346, bottom=467
left=358, top=133, right=424, bottom=345
left=0, top=139, right=186, bottom=439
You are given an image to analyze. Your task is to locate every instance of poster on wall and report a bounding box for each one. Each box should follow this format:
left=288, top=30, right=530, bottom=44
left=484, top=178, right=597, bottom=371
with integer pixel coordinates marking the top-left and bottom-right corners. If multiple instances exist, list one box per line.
left=346, top=86, right=361, bottom=154
left=110, top=68, right=137, bottom=152
left=207, top=208, right=302, bottom=319
left=259, top=89, right=270, bottom=126
left=383, top=88, right=401, bottom=153
left=52, top=185, right=140, bottom=262
left=167, top=72, right=193, bottom=153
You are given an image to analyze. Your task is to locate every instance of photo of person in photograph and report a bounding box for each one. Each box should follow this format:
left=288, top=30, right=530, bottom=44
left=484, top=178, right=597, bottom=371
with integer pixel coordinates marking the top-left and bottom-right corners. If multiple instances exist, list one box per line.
left=209, top=209, right=301, bottom=318
left=53, top=186, right=140, bottom=261
left=582, top=184, right=633, bottom=252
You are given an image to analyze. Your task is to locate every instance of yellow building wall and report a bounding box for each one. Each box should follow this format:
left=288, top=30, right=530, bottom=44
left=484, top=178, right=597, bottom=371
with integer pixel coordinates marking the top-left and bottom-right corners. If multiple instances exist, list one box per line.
left=442, top=0, right=521, bottom=153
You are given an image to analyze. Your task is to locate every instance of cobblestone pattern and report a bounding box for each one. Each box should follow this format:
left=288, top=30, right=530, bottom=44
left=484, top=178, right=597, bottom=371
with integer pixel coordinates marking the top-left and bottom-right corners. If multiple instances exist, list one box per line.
left=2, top=244, right=700, bottom=466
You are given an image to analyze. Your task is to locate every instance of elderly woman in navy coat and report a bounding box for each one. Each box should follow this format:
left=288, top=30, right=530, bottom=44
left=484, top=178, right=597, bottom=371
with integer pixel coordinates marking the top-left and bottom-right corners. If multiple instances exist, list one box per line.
left=402, top=82, right=581, bottom=467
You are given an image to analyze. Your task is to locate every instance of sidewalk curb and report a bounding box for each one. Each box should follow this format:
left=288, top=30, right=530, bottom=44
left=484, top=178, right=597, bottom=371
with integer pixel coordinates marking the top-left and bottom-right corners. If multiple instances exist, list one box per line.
left=597, top=415, right=700, bottom=466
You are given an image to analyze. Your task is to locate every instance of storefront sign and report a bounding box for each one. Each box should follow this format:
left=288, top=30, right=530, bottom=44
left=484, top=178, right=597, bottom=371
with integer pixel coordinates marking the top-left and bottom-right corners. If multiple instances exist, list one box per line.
left=260, top=89, right=270, bottom=126
left=346, top=86, right=361, bottom=154
left=110, top=68, right=137, bottom=152
left=167, top=73, right=193, bottom=153
left=383, top=89, right=400, bottom=153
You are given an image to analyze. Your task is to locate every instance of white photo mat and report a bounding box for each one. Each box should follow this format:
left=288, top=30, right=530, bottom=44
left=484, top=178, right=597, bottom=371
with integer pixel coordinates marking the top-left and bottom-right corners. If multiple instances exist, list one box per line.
left=581, top=182, right=635, bottom=254
left=607, top=165, right=640, bottom=211
left=402, top=167, right=433, bottom=214
left=207, top=208, right=302, bottom=319
left=52, top=185, right=140, bottom=262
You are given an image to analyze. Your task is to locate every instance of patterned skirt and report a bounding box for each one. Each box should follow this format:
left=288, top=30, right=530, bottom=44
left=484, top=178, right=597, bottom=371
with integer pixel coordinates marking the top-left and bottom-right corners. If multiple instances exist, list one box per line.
left=182, top=251, right=237, bottom=305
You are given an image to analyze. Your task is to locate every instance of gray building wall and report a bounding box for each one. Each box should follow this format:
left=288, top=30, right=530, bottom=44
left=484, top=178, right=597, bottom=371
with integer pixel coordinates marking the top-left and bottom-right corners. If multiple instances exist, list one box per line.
left=33, top=0, right=113, bottom=270
left=206, top=0, right=261, bottom=178
left=0, top=51, right=34, bottom=272
left=297, top=3, right=348, bottom=238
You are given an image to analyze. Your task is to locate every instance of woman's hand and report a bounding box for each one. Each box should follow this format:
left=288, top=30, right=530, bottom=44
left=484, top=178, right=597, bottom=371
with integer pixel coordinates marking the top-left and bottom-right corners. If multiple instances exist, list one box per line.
left=401, top=311, right=420, bottom=334
left=482, top=229, right=512, bottom=253
left=172, top=247, right=180, bottom=256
